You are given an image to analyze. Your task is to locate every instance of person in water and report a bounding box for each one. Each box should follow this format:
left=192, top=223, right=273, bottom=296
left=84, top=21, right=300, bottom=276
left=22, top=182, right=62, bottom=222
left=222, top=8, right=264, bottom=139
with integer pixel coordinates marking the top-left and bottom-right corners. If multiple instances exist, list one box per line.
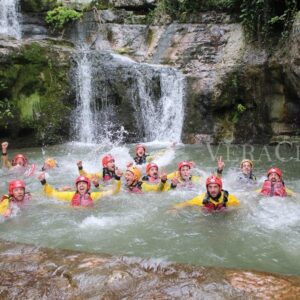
left=237, top=159, right=256, bottom=184
left=166, top=160, right=200, bottom=189
left=0, top=180, right=32, bottom=217
left=125, top=166, right=168, bottom=193
left=1, top=141, right=53, bottom=176
left=77, top=154, right=118, bottom=187
left=133, top=143, right=176, bottom=165
left=172, top=175, right=240, bottom=212
left=259, top=167, right=294, bottom=197
left=133, top=144, right=153, bottom=165
left=166, top=157, right=224, bottom=189
left=38, top=170, right=122, bottom=207
left=2, top=141, right=29, bottom=169
left=41, top=158, right=58, bottom=171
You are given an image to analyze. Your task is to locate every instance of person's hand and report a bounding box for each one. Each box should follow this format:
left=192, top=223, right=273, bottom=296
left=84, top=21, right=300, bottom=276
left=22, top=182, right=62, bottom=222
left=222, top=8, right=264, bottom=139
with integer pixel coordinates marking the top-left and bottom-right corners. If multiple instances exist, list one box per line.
left=115, top=168, right=123, bottom=178
left=2, top=142, right=8, bottom=152
left=3, top=208, right=12, bottom=218
left=38, top=172, right=45, bottom=181
left=171, top=177, right=178, bottom=186
left=126, top=162, right=133, bottom=168
left=77, top=160, right=83, bottom=168
left=189, top=161, right=196, bottom=168
left=160, top=172, right=167, bottom=182
left=91, top=175, right=99, bottom=186
left=217, top=156, right=225, bottom=172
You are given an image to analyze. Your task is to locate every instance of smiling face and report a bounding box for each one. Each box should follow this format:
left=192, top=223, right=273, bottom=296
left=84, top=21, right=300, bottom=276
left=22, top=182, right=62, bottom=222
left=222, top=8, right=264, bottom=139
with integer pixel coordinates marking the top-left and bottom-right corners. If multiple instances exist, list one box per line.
left=268, top=172, right=281, bottom=182
left=179, top=166, right=190, bottom=180
left=12, top=187, right=25, bottom=201
left=207, top=183, right=221, bottom=198
left=125, top=170, right=136, bottom=185
left=148, top=166, right=158, bottom=178
left=136, top=147, right=145, bottom=157
left=241, top=161, right=252, bottom=175
left=106, top=159, right=115, bottom=172
left=77, top=181, right=88, bottom=195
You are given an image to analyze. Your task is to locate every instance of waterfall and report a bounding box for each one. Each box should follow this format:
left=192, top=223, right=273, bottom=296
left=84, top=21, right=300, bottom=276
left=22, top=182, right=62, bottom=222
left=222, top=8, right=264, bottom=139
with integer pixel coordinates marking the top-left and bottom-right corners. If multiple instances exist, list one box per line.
left=134, top=66, right=185, bottom=143
left=72, top=50, right=185, bottom=144
left=0, top=0, right=21, bottom=39
left=72, top=51, right=127, bottom=144
left=73, top=52, right=95, bottom=143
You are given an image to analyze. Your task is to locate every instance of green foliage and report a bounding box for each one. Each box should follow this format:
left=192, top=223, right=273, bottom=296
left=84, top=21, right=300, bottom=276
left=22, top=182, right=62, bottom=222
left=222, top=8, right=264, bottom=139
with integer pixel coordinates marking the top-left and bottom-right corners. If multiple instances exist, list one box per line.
left=0, top=42, right=72, bottom=144
left=150, top=0, right=299, bottom=41
left=0, top=99, right=15, bottom=128
left=45, top=6, right=83, bottom=30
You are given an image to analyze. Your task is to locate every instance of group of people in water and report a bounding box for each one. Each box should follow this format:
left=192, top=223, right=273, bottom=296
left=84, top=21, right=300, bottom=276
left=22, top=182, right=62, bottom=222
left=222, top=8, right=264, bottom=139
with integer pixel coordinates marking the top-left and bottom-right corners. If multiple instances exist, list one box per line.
left=0, top=141, right=294, bottom=218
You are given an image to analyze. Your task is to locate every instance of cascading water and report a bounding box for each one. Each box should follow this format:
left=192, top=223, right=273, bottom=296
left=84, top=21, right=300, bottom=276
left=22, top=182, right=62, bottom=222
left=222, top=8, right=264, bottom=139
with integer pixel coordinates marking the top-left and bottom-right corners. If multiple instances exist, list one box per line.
left=0, top=0, right=21, bottom=39
left=72, top=51, right=185, bottom=144
left=73, top=51, right=95, bottom=143
left=134, top=66, right=185, bottom=142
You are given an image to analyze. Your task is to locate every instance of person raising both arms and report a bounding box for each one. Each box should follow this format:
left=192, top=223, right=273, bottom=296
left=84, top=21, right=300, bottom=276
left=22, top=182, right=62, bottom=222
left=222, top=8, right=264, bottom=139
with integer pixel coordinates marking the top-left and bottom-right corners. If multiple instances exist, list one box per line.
left=38, top=169, right=122, bottom=207
left=0, top=180, right=32, bottom=218
left=171, top=175, right=240, bottom=213
left=167, top=157, right=224, bottom=190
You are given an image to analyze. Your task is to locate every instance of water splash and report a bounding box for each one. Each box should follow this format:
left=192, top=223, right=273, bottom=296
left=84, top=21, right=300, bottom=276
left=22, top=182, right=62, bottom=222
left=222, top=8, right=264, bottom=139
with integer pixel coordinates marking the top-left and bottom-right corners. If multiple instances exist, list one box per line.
left=134, top=65, right=185, bottom=143
left=72, top=51, right=127, bottom=145
left=0, top=0, right=21, bottom=39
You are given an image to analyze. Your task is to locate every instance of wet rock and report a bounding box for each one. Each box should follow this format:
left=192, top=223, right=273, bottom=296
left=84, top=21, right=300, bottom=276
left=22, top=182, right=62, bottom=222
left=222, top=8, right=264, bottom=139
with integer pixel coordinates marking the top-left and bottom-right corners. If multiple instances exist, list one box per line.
left=0, top=239, right=300, bottom=299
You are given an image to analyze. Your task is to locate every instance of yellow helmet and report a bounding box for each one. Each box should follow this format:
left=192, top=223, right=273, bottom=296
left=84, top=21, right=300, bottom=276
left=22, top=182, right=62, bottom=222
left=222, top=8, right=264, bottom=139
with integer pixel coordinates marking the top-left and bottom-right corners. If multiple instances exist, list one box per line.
left=240, top=159, right=253, bottom=169
left=44, top=158, right=57, bottom=169
left=127, top=166, right=142, bottom=181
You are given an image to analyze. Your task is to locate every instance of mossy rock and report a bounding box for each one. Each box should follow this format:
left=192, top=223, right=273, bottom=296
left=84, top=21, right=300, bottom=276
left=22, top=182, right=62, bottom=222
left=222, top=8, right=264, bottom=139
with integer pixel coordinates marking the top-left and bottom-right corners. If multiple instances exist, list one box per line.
left=0, top=42, right=73, bottom=145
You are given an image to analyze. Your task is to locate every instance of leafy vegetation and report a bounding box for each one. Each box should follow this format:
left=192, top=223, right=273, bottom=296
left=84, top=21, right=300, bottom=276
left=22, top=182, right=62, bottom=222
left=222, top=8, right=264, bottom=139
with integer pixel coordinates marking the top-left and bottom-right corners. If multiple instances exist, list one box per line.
left=150, top=0, right=299, bottom=42
left=45, top=6, right=83, bottom=30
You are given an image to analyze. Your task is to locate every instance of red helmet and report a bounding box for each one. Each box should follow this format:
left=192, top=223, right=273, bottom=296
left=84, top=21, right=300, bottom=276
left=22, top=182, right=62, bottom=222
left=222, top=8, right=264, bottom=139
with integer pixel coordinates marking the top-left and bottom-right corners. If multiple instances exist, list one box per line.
left=135, top=144, right=146, bottom=152
left=12, top=154, right=28, bottom=167
left=75, top=176, right=91, bottom=191
left=102, top=154, right=114, bottom=167
left=9, top=180, right=26, bottom=195
left=267, top=167, right=282, bottom=179
left=146, top=163, right=158, bottom=174
left=206, top=175, right=222, bottom=189
left=178, top=161, right=191, bottom=171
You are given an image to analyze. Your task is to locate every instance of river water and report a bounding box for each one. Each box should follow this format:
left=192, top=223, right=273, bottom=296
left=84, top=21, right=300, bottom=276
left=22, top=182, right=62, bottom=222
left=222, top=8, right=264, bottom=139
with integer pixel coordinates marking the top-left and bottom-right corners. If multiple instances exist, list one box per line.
left=0, top=142, right=300, bottom=276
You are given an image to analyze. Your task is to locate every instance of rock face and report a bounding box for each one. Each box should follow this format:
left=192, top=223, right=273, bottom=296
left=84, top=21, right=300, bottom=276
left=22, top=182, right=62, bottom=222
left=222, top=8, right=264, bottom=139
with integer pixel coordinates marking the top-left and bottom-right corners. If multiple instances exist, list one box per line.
left=0, top=37, right=75, bottom=145
left=65, top=9, right=300, bottom=144
left=1, top=3, right=299, bottom=144
left=0, top=239, right=300, bottom=299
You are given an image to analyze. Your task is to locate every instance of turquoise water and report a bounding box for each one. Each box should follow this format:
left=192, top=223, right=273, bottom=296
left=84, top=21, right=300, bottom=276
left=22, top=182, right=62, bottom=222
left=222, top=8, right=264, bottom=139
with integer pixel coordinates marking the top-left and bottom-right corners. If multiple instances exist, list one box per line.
left=0, top=142, right=300, bottom=275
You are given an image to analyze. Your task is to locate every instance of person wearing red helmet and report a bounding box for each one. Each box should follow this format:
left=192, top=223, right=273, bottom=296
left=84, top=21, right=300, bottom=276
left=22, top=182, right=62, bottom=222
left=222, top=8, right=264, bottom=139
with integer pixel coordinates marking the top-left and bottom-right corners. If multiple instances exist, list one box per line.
left=0, top=180, right=32, bottom=217
left=166, top=160, right=200, bottom=189
left=172, top=175, right=239, bottom=212
left=142, top=163, right=160, bottom=183
left=77, top=153, right=118, bottom=188
left=134, top=144, right=149, bottom=165
left=125, top=166, right=168, bottom=193
left=2, top=141, right=28, bottom=169
left=38, top=170, right=122, bottom=207
left=259, top=167, right=294, bottom=197
left=133, top=143, right=175, bottom=165
left=1, top=141, right=38, bottom=177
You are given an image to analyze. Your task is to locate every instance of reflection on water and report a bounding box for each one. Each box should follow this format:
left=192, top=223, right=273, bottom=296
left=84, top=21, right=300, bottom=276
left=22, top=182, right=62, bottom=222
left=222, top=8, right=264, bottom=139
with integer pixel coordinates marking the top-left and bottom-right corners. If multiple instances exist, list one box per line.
left=0, top=143, right=300, bottom=275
